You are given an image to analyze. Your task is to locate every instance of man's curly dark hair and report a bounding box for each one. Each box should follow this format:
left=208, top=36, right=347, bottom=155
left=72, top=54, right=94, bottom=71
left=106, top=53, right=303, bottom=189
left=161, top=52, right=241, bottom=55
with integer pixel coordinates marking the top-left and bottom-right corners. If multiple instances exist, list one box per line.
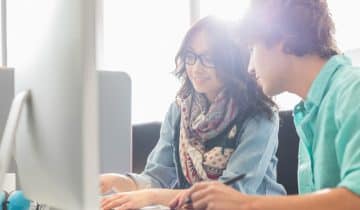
left=241, top=0, right=339, bottom=59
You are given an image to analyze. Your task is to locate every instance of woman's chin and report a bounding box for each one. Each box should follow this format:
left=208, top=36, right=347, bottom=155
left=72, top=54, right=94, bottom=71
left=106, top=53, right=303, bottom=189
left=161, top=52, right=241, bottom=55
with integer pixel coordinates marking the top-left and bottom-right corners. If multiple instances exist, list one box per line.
left=193, top=86, right=207, bottom=94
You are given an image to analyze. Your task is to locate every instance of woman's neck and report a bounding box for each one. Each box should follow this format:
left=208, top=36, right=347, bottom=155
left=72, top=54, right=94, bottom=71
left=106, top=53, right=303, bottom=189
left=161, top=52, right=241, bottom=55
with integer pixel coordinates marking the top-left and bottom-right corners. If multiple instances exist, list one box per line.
left=205, top=88, right=224, bottom=103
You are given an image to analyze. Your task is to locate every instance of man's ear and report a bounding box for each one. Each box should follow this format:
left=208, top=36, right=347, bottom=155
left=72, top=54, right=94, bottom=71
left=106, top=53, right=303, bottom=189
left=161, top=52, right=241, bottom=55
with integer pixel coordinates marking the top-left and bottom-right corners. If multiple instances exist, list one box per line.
left=278, top=35, right=298, bottom=55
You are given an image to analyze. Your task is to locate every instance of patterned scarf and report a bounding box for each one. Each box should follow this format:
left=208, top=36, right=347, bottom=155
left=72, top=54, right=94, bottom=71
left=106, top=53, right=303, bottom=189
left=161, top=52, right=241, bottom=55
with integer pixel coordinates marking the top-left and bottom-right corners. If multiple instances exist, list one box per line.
left=177, top=90, right=238, bottom=184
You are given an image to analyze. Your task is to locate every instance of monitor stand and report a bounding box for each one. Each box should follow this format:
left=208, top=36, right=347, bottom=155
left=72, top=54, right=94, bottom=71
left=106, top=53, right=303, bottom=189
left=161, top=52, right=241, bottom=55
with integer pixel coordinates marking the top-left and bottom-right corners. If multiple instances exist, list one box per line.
left=0, top=90, right=30, bottom=188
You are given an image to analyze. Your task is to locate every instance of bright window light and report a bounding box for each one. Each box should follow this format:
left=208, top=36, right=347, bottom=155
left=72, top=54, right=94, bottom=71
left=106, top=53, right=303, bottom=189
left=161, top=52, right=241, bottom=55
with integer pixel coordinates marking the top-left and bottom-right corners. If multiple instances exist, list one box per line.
left=328, top=0, right=360, bottom=52
left=102, top=0, right=189, bottom=123
left=199, top=0, right=250, bottom=21
left=274, top=92, right=301, bottom=111
left=101, top=0, right=360, bottom=119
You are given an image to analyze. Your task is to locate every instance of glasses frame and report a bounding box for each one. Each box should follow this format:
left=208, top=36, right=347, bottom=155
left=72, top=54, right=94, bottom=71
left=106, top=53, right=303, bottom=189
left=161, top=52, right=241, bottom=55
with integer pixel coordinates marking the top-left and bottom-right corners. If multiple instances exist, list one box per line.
left=183, top=51, right=216, bottom=69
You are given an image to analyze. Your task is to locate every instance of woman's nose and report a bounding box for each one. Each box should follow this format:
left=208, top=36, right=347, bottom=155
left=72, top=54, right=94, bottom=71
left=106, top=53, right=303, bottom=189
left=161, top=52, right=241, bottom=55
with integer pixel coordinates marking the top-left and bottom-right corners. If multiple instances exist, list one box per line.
left=247, top=54, right=255, bottom=74
left=192, top=59, right=205, bottom=72
left=248, top=67, right=256, bottom=76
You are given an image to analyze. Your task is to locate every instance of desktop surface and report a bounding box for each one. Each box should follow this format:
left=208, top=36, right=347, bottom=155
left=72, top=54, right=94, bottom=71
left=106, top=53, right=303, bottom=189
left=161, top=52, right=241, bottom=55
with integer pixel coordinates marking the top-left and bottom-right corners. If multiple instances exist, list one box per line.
left=140, top=205, right=170, bottom=210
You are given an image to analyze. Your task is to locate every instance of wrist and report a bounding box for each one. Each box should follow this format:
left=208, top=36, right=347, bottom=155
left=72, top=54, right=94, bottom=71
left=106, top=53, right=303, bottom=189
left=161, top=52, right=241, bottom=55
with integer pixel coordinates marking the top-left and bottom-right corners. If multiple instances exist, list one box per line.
left=242, top=195, right=263, bottom=210
left=122, top=175, right=138, bottom=190
left=147, top=189, right=179, bottom=206
left=112, top=174, right=137, bottom=192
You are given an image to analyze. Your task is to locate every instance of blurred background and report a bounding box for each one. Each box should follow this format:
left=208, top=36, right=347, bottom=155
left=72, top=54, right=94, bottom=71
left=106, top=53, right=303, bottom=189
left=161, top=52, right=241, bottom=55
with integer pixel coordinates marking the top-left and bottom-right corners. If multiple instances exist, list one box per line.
left=4, top=0, right=355, bottom=123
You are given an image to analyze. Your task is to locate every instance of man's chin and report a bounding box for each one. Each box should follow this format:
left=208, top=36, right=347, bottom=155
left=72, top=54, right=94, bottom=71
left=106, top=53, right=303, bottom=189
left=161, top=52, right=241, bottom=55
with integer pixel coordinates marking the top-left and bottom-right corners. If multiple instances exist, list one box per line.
left=263, top=86, right=283, bottom=97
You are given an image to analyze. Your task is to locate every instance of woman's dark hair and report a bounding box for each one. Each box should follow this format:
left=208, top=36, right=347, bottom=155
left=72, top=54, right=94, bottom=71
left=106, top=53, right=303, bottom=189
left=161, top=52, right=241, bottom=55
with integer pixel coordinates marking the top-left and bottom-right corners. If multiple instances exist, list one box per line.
left=173, top=16, right=276, bottom=120
left=240, top=0, right=339, bottom=59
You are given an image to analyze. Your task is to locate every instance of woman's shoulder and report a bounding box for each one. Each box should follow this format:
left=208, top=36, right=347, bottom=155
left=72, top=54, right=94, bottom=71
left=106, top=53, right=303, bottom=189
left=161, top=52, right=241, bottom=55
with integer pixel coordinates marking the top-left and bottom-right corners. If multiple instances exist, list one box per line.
left=240, top=109, right=279, bottom=132
left=249, top=107, right=278, bottom=122
left=162, top=101, right=181, bottom=128
left=167, top=101, right=181, bottom=118
left=233, top=109, right=279, bottom=145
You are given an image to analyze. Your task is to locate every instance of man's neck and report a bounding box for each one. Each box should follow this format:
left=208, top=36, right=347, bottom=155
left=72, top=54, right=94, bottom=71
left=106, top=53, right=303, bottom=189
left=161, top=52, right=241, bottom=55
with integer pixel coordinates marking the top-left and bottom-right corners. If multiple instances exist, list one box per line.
left=285, top=55, right=328, bottom=99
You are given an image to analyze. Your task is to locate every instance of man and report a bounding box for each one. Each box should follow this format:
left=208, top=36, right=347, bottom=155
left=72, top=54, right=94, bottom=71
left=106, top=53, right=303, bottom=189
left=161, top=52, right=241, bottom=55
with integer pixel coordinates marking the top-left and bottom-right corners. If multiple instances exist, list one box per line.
left=183, top=0, right=360, bottom=209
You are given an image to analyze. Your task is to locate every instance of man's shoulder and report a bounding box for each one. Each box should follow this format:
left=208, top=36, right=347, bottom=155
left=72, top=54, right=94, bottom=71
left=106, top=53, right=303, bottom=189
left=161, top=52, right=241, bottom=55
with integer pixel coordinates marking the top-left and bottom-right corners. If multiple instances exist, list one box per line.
left=335, top=63, right=360, bottom=81
left=330, top=65, right=360, bottom=95
left=326, top=65, right=360, bottom=117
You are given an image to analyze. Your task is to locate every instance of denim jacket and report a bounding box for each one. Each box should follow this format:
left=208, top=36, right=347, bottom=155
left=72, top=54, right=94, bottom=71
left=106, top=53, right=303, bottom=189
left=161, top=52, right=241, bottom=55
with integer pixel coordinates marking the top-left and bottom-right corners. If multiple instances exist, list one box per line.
left=128, top=102, right=286, bottom=195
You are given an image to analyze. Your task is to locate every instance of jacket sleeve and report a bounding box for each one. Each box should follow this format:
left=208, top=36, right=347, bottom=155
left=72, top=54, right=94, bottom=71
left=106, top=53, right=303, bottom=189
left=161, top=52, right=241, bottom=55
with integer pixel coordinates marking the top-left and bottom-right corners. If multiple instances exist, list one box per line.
left=218, top=112, right=286, bottom=195
left=127, top=103, right=179, bottom=189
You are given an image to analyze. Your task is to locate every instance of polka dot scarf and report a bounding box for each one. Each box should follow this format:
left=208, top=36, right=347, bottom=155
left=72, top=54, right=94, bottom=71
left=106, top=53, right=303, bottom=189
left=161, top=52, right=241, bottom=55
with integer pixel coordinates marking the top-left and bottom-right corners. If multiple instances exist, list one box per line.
left=177, top=90, right=238, bottom=184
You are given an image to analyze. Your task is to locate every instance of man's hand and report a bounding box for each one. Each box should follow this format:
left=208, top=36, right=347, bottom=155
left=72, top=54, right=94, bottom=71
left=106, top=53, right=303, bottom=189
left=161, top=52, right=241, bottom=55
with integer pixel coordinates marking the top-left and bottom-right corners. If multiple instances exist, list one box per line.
left=189, top=181, right=258, bottom=210
left=169, top=188, right=192, bottom=209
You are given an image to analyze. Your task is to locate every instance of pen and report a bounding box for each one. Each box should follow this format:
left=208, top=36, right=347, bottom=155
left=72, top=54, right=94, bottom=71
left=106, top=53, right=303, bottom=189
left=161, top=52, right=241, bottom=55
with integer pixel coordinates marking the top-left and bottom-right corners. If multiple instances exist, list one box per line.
left=222, top=173, right=247, bottom=185
left=184, top=173, right=247, bottom=205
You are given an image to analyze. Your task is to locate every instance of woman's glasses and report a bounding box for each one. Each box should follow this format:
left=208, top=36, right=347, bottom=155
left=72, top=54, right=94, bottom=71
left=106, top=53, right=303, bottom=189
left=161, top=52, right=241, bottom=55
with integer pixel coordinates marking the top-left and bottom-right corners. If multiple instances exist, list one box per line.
left=183, top=51, right=215, bottom=69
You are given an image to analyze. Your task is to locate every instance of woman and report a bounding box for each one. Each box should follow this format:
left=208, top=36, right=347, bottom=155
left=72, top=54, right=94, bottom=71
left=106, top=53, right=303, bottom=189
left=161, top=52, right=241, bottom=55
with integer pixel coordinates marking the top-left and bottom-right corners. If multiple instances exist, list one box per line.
left=100, top=16, right=285, bottom=210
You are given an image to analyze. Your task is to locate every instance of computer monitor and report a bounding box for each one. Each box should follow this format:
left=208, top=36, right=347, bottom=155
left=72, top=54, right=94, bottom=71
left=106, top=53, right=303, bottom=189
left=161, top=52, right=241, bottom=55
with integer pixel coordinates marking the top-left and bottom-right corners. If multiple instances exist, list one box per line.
left=0, top=69, right=13, bottom=139
left=0, top=68, right=16, bottom=174
left=1, top=0, right=100, bottom=209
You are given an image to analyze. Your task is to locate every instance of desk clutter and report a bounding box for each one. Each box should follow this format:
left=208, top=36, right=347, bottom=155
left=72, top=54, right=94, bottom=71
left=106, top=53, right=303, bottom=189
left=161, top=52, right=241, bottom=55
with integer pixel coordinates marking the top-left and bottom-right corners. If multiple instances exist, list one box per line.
left=0, top=191, right=49, bottom=210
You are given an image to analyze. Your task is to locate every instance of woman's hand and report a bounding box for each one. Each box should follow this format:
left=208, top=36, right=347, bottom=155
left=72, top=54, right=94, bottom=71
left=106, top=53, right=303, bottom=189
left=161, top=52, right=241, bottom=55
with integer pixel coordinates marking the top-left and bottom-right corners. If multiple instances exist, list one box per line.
left=100, top=173, right=137, bottom=194
left=188, top=181, right=258, bottom=210
left=101, top=189, right=154, bottom=210
left=169, top=189, right=192, bottom=209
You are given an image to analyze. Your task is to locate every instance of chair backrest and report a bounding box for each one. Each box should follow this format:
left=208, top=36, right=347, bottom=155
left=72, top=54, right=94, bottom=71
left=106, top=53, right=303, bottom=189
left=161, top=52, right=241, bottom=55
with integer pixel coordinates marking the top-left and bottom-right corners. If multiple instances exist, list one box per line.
left=132, top=111, right=300, bottom=194
left=277, top=111, right=299, bottom=194
left=132, top=122, right=161, bottom=173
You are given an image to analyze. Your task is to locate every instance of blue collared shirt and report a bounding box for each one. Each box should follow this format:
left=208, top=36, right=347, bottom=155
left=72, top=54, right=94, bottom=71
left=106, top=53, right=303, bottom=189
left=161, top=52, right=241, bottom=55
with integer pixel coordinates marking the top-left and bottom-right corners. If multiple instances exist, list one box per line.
left=128, top=102, right=286, bottom=195
left=294, top=55, right=360, bottom=195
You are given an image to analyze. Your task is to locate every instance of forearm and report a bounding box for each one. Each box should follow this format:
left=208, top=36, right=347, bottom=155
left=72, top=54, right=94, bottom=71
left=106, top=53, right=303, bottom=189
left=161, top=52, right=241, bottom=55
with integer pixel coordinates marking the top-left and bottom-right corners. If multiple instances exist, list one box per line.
left=150, top=189, right=184, bottom=206
left=112, top=174, right=137, bottom=192
left=252, top=188, right=360, bottom=210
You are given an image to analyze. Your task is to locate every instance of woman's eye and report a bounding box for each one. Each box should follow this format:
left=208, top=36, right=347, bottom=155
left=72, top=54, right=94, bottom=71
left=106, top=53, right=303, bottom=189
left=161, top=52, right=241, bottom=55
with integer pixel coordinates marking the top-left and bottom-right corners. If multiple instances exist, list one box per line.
left=184, top=53, right=196, bottom=64
left=203, top=56, right=214, bottom=64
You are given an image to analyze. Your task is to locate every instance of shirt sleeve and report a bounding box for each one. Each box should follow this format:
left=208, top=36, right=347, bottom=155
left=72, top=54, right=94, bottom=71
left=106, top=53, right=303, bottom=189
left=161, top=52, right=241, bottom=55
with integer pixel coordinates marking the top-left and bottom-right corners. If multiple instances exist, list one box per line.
left=335, top=85, right=360, bottom=195
left=218, top=112, right=286, bottom=195
left=127, top=103, right=179, bottom=189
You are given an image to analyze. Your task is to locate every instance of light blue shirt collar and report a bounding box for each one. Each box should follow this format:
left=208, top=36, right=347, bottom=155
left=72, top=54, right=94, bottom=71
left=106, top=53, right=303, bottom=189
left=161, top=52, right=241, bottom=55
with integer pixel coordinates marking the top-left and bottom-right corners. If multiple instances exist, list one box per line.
left=305, top=55, right=351, bottom=108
